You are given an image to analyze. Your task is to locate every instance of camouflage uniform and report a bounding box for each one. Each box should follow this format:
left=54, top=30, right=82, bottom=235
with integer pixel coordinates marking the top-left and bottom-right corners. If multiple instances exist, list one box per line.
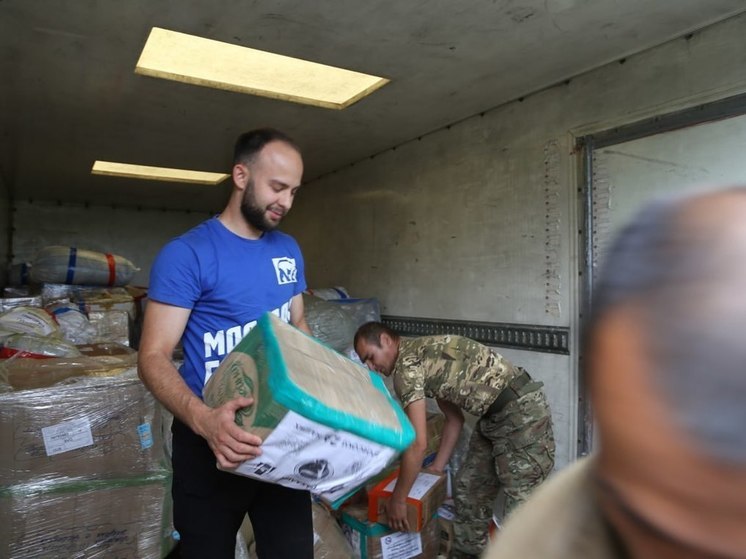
left=393, top=335, right=555, bottom=559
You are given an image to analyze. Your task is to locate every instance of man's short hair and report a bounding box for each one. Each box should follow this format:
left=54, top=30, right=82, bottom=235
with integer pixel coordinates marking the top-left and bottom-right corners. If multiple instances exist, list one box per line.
left=233, top=128, right=300, bottom=166
left=588, top=186, right=746, bottom=463
left=354, top=321, right=398, bottom=348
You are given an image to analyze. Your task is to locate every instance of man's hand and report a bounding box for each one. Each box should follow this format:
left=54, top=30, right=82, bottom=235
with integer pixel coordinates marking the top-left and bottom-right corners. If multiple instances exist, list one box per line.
left=386, top=497, right=410, bottom=532
left=195, top=396, right=263, bottom=469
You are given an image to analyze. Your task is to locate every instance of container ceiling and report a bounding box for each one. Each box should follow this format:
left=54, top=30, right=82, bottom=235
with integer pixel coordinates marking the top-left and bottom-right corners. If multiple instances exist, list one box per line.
left=1, top=0, right=745, bottom=212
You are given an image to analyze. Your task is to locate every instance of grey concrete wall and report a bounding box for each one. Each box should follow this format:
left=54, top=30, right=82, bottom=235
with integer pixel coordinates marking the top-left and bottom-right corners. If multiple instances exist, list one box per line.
left=12, top=201, right=210, bottom=286
left=283, top=13, right=746, bottom=468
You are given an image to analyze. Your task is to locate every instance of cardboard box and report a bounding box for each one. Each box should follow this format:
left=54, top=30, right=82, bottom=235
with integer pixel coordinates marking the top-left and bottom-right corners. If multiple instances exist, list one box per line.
left=425, top=413, right=444, bottom=456
left=341, top=503, right=439, bottom=559
left=436, top=500, right=456, bottom=557
left=203, top=313, right=414, bottom=503
left=312, top=502, right=355, bottom=559
left=0, top=471, right=172, bottom=559
left=368, top=470, right=447, bottom=532
left=0, top=373, right=166, bottom=485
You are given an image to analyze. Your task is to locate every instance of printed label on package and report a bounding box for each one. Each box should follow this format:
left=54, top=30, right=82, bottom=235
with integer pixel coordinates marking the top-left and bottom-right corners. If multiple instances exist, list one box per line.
left=41, top=418, right=94, bottom=456
left=137, top=422, right=154, bottom=449
left=384, top=472, right=440, bottom=500
left=234, top=411, right=396, bottom=501
left=380, top=531, right=422, bottom=559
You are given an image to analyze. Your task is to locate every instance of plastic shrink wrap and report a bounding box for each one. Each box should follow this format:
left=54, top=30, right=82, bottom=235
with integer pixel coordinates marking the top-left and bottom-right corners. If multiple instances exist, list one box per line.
left=0, top=367, right=175, bottom=558
left=46, top=301, right=97, bottom=345
left=31, top=246, right=139, bottom=287
left=304, top=294, right=381, bottom=356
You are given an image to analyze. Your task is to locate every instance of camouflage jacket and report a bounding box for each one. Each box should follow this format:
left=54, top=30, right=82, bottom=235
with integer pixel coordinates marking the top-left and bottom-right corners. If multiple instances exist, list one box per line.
left=392, top=335, right=521, bottom=416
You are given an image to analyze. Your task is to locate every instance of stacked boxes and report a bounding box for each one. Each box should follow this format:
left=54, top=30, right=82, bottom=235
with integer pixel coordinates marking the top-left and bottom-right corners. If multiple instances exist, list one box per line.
left=340, top=503, right=440, bottom=559
left=0, top=372, right=166, bottom=485
left=367, top=470, right=447, bottom=533
left=0, top=472, right=171, bottom=558
left=0, top=372, right=174, bottom=559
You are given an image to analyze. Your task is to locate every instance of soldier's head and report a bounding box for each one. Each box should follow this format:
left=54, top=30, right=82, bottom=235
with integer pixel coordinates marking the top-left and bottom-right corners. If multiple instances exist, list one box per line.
left=354, top=322, right=400, bottom=376
left=586, top=186, right=746, bottom=558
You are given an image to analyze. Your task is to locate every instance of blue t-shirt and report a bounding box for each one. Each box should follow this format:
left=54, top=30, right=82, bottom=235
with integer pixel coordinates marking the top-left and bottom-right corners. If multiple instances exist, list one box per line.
left=148, top=217, right=307, bottom=397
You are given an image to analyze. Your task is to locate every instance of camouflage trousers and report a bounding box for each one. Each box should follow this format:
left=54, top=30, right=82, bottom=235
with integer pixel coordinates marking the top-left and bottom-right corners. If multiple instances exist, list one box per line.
left=450, top=382, right=555, bottom=559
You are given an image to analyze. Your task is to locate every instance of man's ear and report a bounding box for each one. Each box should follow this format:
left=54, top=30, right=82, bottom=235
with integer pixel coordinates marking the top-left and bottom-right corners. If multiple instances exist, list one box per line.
left=232, top=163, right=250, bottom=191
left=380, top=333, right=392, bottom=348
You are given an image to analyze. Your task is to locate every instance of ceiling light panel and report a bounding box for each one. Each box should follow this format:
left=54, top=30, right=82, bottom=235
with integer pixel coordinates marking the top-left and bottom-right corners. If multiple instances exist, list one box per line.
left=91, top=161, right=229, bottom=185
left=135, top=27, right=389, bottom=109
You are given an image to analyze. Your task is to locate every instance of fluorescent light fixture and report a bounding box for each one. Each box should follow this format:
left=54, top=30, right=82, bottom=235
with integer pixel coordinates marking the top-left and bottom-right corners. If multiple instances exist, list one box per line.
left=135, top=27, right=389, bottom=109
left=91, top=161, right=229, bottom=185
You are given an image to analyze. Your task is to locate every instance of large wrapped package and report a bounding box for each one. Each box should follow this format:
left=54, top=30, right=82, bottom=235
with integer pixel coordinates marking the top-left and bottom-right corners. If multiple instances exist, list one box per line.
left=0, top=471, right=173, bottom=559
left=31, top=246, right=138, bottom=287
left=340, top=503, right=440, bottom=559
left=203, top=313, right=414, bottom=503
left=0, top=371, right=167, bottom=486
left=304, top=295, right=381, bottom=356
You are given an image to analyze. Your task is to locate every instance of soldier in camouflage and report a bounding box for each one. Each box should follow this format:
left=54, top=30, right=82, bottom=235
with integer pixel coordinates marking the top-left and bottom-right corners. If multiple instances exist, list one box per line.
left=354, top=323, right=555, bottom=559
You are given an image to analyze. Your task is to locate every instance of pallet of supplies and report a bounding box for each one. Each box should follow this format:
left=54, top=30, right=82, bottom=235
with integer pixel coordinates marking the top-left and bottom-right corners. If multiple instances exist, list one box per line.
left=0, top=371, right=166, bottom=485
left=0, top=471, right=173, bottom=559
left=203, top=312, right=414, bottom=503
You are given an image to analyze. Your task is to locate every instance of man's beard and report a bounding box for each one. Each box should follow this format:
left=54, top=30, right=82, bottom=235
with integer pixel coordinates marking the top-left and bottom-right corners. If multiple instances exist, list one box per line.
left=240, top=179, right=279, bottom=232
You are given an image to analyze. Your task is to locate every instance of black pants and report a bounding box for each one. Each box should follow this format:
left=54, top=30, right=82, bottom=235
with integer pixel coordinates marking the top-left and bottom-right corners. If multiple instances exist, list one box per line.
left=171, top=419, right=313, bottom=559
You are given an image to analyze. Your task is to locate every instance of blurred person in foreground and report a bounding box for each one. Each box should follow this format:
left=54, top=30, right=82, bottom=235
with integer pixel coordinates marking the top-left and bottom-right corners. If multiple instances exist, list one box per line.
left=484, top=186, right=746, bottom=559
left=354, top=323, right=555, bottom=558
left=139, top=129, right=313, bottom=558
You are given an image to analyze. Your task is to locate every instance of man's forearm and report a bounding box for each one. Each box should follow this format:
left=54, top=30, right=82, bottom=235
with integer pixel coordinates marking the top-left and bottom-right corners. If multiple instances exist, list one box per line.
left=138, top=352, right=210, bottom=436
left=392, top=443, right=426, bottom=503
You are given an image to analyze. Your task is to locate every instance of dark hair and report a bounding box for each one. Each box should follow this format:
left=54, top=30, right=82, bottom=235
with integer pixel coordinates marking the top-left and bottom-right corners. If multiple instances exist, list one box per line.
left=354, top=321, right=399, bottom=348
left=232, top=128, right=300, bottom=166
left=587, top=186, right=746, bottom=463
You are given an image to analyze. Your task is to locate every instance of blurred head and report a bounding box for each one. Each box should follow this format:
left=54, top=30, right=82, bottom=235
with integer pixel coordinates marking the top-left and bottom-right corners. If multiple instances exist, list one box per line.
left=586, top=187, right=746, bottom=558
left=354, top=322, right=400, bottom=376
left=232, top=128, right=303, bottom=233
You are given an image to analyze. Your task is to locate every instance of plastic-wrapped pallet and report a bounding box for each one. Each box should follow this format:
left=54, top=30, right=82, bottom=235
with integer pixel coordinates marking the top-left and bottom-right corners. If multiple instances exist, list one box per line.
left=31, top=246, right=139, bottom=287
left=203, top=312, right=414, bottom=504
left=0, top=369, right=166, bottom=486
left=0, top=471, right=173, bottom=559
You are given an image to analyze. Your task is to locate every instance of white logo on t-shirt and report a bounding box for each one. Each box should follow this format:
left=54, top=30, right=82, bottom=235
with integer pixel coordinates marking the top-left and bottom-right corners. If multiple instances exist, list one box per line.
left=272, top=257, right=298, bottom=285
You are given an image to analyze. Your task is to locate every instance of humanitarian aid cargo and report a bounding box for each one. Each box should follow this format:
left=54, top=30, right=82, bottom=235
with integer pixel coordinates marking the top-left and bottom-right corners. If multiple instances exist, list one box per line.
left=368, top=470, right=447, bottom=532
left=203, top=312, right=414, bottom=502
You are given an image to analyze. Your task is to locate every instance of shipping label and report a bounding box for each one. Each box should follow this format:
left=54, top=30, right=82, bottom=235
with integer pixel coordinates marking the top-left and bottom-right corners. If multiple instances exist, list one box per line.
left=41, top=418, right=94, bottom=456
left=380, top=531, right=422, bottom=559
left=234, top=411, right=396, bottom=501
